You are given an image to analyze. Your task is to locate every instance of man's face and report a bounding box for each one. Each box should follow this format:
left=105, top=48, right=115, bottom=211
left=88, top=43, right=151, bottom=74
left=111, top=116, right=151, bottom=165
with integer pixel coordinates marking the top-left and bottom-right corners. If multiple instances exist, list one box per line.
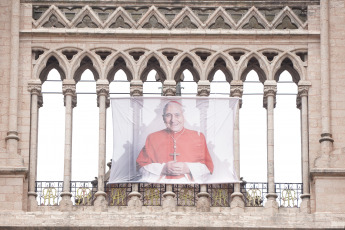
left=163, top=103, right=184, bottom=133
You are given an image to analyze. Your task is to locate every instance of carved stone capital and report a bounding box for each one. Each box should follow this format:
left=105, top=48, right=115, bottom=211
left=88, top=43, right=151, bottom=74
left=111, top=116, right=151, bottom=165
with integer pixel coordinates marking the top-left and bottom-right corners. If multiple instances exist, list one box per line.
left=263, top=81, right=277, bottom=109
left=130, top=80, right=143, bottom=97
left=197, top=80, right=210, bottom=97
left=27, top=80, right=42, bottom=95
left=96, top=82, right=110, bottom=108
left=230, top=80, right=243, bottom=108
left=162, top=80, right=176, bottom=96
left=297, top=81, right=311, bottom=109
left=62, top=80, right=77, bottom=108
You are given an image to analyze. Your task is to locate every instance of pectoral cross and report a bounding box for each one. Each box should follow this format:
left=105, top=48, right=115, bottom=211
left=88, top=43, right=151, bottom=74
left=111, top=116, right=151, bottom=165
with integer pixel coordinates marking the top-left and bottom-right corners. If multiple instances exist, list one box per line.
left=170, top=140, right=180, bottom=162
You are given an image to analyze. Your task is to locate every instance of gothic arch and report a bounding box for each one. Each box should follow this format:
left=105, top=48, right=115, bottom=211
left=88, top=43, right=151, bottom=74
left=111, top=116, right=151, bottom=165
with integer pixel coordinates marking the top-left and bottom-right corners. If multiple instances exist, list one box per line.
left=105, top=52, right=135, bottom=82
left=138, top=52, right=169, bottom=82
left=172, top=53, right=202, bottom=82
left=34, top=51, right=68, bottom=82
left=205, top=53, right=235, bottom=83
left=238, top=52, right=269, bottom=83
left=272, top=53, right=304, bottom=83
left=71, top=51, right=102, bottom=82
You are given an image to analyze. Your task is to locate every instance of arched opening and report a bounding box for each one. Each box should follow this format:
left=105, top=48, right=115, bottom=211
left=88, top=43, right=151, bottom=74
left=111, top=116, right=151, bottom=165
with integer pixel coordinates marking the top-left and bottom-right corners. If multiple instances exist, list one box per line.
left=240, top=70, right=267, bottom=182
left=178, top=70, right=197, bottom=96
left=274, top=70, right=301, bottom=183
left=37, top=69, right=64, bottom=181
left=210, top=70, right=230, bottom=96
left=143, top=70, right=162, bottom=96
left=107, top=69, right=130, bottom=167
left=72, top=69, right=99, bottom=181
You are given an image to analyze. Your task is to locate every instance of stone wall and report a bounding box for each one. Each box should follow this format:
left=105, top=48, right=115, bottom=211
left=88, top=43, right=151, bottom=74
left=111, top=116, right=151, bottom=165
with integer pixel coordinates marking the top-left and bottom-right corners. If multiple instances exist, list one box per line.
left=0, top=0, right=345, bottom=228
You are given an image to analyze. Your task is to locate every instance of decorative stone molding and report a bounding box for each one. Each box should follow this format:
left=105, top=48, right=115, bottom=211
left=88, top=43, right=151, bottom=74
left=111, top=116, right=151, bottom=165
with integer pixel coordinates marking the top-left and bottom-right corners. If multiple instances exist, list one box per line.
left=230, top=80, right=243, bottom=108
left=296, top=81, right=311, bottom=109
left=32, top=5, right=309, bottom=31
left=62, top=80, right=77, bottom=108
left=96, top=81, right=110, bottom=108
left=5, top=131, right=19, bottom=141
left=196, top=191, right=210, bottom=212
left=162, top=80, right=176, bottom=96
left=27, top=80, right=42, bottom=95
left=130, top=80, right=143, bottom=96
left=263, top=81, right=277, bottom=109
left=197, top=80, right=210, bottom=97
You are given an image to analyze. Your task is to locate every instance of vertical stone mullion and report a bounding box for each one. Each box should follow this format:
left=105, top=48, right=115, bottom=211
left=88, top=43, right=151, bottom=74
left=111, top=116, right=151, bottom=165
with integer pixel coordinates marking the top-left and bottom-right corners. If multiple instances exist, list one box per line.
left=230, top=80, right=244, bottom=213
left=162, top=80, right=177, bottom=211
left=27, top=81, right=43, bottom=211
left=196, top=80, right=210, bottom=212
left=298, top=82, right=311, bottom=213
left=263, top=81, right=278, bottom=213
left=127, top=80, right=143, bottom=211
left=94, top=80, right=109, bottom=211
left=60, top=79, right=76, bottom=210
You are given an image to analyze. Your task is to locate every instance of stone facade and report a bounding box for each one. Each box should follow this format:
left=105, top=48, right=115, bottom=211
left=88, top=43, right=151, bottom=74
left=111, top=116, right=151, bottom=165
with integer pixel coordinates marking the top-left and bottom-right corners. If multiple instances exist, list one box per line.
left=1, top=0, right=345, bottom=228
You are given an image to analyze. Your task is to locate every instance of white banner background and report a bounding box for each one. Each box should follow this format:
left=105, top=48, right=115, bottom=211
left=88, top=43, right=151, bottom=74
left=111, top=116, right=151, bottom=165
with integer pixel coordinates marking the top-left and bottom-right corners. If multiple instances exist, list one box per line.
left=109, top=97, right=239, bottom=184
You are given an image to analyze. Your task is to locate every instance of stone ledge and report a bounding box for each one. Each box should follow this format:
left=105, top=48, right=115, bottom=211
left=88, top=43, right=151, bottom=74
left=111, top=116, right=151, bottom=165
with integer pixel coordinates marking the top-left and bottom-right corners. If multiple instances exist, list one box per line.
left=310, top=168, right=345, bottom=177
left=0, top=167, right=28, bottom=176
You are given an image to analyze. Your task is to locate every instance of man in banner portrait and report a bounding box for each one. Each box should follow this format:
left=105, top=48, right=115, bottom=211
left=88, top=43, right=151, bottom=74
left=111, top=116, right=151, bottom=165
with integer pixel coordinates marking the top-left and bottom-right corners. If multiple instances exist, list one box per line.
left=136, top=101, right=214, bottom=183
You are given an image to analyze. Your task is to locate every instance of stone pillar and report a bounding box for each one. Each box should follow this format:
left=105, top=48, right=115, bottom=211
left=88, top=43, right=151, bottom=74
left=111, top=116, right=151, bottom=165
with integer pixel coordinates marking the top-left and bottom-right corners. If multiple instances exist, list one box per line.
left=263, top=80, right=278, bottom=213
left=6, top=0, right=20, bottom=155
left=230, top=80, right=244, bottom=213
left=60, top=79, right=77, bottom=211
left=127, top=79, right=143, bottom=211
left=162, top=184, right=176, bottom=212
left=162, top=80, right=176, bottom=96
left=317, top=0, right=334, bottom=167
left=196, top=80, right=211, bottom=212
left=162, top=79, right=178, bottom=211
left=27, top=80, right=43, bottom=211
left=94, top=80, right=110, bottom=211
left=297, top=81, right=311, bottom=213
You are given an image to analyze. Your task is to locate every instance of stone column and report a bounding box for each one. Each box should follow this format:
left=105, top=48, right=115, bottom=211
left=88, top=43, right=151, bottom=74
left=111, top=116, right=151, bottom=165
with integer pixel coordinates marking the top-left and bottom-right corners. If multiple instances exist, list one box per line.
left=6, top=0, right=20, bottom=155
left=196, top=80, right=211, bottom=212
left=127, top=79, right=143, bottom=211
left=317, top=0, right=334, bottom=167
left=162, top=80, right=178, bottom=211
left=162, top=80, right=177, bottom=96
left=263, top=80, right=278, bottom=213
left=60, top=79, right=77, bottom=211
left=230, top=80, right=244, bottom=213
left=27, top=80, right=43, bottom=211
left=94, top=80, right=110, bottom=211
left=297, top=81, right=311, bottom=213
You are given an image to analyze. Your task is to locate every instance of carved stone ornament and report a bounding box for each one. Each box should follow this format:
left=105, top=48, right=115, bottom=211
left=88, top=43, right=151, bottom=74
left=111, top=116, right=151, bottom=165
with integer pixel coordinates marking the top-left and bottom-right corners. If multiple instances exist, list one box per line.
left=197, top=81, right=210, bottom=97
left=96, top=84, right=110, bottom=108
left=27, top=81, right=42, bottom=95
left=296, top=85, right=309, bottom=109
left=162, top=80, right=176, bottom=96
left=130, top=80, right=143, bottom=96
left=263, top=84, right=277, bottom=109
left=62, top=81, right=77, bottom=107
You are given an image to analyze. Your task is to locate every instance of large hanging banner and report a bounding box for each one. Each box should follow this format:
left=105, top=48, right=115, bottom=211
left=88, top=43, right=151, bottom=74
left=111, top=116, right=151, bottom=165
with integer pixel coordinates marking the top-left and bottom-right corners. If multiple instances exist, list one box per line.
left=109, top=97, right=239, bottom=184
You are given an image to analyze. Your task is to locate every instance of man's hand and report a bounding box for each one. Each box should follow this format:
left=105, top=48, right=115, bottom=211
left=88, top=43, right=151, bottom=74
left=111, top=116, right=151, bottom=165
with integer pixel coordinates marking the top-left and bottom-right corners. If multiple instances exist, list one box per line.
left=161, top=161, right=190, bottom=176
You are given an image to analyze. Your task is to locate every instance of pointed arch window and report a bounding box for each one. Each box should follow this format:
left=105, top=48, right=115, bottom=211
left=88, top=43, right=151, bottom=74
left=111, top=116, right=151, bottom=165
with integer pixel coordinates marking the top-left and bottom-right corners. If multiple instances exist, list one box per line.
left=37, top=69, right=65, bottom=181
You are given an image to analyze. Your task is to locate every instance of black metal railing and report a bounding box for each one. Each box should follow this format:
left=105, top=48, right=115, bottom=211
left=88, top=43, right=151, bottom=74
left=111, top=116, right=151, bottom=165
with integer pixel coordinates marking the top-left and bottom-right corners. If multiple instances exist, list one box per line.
left=71, top=181, right=97, bottom=206
left=36, top=181, right=63, bottom=206
left=275, top=183, right=302, bottom=208
left=208, top=184, right=234, bottom=207
left=241, top=182, right=268, bottom=207
left=139, top=183, right=165, bottom=206
left=105, top=183, right=132, bottom=206
left=35, top=181, right=303, bottom=208
left=174, top=184, right=199, bottom=206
